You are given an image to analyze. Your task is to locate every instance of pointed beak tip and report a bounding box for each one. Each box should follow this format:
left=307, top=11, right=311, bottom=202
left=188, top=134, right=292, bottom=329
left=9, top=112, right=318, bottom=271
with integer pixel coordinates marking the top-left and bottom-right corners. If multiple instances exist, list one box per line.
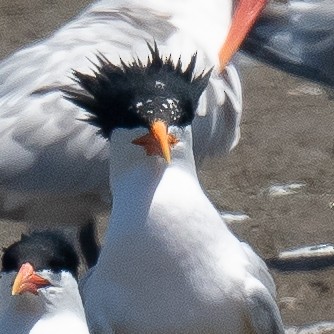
left=133, top=120, right=177, bottom=162
left=11, top=280, right=23, bottom=296
left=151, top=120, right=173, bottom=163
left=11, top=267, right=26, bottom=296
left=164, top=155, right=171, bottom=164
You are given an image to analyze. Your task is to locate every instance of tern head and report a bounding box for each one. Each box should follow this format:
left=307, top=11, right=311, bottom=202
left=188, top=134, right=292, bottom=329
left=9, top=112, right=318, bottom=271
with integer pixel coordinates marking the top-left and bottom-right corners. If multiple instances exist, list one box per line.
left=1, top=231, right=79, bottom=296
left=64, top=43, right=212, bottom=163
left=0, top=232, right=88, bottom=334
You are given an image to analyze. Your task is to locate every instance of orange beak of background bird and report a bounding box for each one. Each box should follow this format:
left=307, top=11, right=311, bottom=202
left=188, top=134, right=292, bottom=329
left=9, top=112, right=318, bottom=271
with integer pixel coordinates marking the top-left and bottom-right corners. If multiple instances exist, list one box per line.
left=132, top=120, right=179, bottom=163
left=12, top=262, right=51, bottom=296
left=219, top=0, right=267, bottom=72
left=132, top=1, right=267, bottom=161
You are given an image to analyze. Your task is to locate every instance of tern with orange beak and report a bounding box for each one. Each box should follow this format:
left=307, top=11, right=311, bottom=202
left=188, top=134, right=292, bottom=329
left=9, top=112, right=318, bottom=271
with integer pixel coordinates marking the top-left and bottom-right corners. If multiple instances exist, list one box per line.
left=0, top=231, right=89, bottom=334
left=0, top=0, right=265, bottom=268
left=66, top=44, right=284, bottom=333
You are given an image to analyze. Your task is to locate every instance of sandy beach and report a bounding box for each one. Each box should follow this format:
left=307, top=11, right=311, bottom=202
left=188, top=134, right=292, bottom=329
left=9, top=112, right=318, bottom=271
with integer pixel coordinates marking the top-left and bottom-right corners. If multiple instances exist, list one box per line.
left=1, top=0, right=334, bottom=328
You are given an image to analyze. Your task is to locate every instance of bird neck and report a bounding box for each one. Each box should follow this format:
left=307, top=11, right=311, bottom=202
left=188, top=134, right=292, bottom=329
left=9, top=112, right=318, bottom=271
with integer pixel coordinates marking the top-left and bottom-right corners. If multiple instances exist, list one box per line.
left=37, top=273, right=86, bottom=321
left=108, top=126, right=199, bottom=223
left=104, top=125, right=229, bottom=247
left=96, top=125, right=240, bottom=329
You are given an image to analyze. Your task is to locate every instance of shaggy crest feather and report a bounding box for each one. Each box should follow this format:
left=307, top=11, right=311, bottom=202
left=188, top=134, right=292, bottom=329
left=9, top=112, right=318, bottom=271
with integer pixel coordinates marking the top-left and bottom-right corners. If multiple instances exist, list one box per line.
left=63, top=42, right=212, bottom=137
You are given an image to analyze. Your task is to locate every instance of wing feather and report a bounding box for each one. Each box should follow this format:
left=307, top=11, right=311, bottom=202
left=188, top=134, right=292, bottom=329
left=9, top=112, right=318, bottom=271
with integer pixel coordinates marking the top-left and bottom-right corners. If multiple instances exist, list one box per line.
left=0, top=0, right=239, bottom=213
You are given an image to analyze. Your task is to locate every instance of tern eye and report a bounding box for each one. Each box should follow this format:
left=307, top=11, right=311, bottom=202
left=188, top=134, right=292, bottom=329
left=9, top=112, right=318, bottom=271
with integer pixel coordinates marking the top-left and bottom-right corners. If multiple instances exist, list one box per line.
left=48, top=259, right=64, bottom=272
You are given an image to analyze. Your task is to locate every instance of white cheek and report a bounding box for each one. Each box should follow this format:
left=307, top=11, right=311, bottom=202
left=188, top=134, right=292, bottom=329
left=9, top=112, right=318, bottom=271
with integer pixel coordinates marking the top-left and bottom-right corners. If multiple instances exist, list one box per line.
left=48, top=289, right=57, bottom=296
left=40, top=286, right=61, bottom=297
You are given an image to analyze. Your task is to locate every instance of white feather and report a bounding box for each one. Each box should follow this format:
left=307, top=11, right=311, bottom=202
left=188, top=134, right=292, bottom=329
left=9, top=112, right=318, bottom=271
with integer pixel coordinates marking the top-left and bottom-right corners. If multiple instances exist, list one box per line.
left=81, top=125, right=283, bottom=333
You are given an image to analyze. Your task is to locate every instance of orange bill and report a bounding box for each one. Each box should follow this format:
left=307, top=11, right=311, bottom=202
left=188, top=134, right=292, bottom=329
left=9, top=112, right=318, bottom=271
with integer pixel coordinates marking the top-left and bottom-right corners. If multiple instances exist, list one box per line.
left=132, top=120, right=179, bottom=163
left=219, top=0, right=267, bottom=72
left=12, top=262, right=51, bottom=296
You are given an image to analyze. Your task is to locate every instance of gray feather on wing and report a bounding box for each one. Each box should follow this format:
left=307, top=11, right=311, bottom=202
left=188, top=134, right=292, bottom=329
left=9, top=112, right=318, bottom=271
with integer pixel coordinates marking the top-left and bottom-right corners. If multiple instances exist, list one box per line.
left=193, top=64, right=242, bottom=165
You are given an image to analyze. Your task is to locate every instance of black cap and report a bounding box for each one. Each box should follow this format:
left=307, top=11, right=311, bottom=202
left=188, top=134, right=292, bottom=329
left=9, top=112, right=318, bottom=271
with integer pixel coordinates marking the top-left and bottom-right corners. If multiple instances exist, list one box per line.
left=63, top=42, right=212, bottom=138
left=2, top=231, right=79, bottom=278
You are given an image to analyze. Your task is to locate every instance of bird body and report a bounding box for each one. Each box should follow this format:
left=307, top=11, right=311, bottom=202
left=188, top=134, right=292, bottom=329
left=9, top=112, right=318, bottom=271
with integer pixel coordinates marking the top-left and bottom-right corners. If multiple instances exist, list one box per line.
left=71, top=48, right=284, bottom=333
left=83, top=125, right=283, bottom=333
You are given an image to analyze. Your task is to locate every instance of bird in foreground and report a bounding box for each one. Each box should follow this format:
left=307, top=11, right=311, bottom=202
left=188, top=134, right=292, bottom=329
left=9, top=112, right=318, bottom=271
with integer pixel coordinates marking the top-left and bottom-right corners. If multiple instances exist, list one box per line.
left=243, top=0, right=334, bottom=88
left=0, top=231, right=89, bottom=334
left=0, top=0, right=265, bottom=267
left=66, top=44, right=284, bottom=333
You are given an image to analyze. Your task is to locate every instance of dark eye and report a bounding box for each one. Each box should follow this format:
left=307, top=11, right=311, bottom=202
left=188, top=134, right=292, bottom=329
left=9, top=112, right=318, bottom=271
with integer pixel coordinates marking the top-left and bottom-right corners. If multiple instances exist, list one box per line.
left=2, top=253, right=19, bottom=272
left=48, top=259, right=64, bottom=272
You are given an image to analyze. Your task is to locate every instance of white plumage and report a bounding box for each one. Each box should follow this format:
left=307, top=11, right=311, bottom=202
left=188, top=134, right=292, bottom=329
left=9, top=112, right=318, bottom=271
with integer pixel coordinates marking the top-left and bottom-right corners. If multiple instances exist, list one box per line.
left=81, top=124, right=284, bottom=333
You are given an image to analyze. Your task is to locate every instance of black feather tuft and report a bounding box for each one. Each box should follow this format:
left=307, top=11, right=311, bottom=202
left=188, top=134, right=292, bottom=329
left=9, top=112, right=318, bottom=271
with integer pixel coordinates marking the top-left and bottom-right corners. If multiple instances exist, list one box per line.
left=1, top=231, right=80, bottom=278
left=62, top=42, right=212, bottom=138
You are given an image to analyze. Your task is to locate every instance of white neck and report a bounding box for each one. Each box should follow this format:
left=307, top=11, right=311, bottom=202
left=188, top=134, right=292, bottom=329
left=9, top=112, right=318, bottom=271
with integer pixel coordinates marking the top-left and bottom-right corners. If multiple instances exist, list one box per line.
left=32, top=273, right=89, bottom=334
left=96, top=126, right=236, bottom=307
left=107, top=126, right=198, bottom=222
left=38, top=272, right=86, bottom=318
left=93, top=125, right=242, bottom=331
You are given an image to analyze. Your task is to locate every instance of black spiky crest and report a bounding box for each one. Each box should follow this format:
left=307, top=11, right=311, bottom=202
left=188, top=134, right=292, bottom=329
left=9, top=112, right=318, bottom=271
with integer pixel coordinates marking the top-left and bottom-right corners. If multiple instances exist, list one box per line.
left=2, top=231, right=79, bottom=279
left=63, top=42, right=212, bottom=138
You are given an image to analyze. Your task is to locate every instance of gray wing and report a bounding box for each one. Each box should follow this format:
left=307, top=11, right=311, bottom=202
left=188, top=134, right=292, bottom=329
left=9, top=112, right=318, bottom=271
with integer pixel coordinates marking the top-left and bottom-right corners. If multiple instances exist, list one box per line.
left=241, top=242, right=285, bottom=333
left=242, top=0, right=334, bottom=87
left=0, top=3, right=169, bottom=208
left=0, top=2, right=173, bottom=195
left=244, top=285, right=284, bottom=334
left=193, top=64, right=242, bottom=165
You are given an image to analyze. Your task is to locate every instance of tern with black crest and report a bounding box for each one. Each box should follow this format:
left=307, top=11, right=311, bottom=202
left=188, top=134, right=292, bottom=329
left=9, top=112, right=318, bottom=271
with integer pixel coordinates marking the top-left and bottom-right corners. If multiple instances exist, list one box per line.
left=66, top=44, right=284, bottom=333
left=0, top=0, right=265, bottom=267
